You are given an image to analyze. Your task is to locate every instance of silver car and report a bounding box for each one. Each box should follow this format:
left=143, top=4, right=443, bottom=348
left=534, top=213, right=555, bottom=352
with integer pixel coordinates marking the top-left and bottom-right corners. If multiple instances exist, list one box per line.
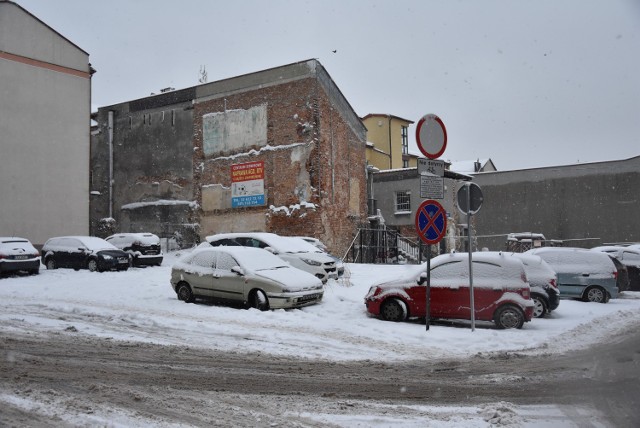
left=170, top=246, right=324, bottom=310
left=526, top=247, right=618, bottom=303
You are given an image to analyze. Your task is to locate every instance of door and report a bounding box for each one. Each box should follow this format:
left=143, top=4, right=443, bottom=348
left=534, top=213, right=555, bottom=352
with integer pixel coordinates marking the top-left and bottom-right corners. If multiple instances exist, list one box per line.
left=429, top=260, right=470, bottom=319
left=185, top=251, right=217, bottom=298
left=210, top=252, right=247, bottom=303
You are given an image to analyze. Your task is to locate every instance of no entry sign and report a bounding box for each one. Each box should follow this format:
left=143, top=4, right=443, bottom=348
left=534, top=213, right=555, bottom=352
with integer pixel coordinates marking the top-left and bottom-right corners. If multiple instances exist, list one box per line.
left=415, top=199, right=447, bottom=244
left=415, top=114, right=447, bottom=159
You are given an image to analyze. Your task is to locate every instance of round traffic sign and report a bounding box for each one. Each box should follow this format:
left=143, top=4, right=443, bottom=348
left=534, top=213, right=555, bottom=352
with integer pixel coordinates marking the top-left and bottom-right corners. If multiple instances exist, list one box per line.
left=457, top=182, right=484, bottom=215
left=415, top=199, right=447, bottom=244
left=415, top=114, right=447, bottom=159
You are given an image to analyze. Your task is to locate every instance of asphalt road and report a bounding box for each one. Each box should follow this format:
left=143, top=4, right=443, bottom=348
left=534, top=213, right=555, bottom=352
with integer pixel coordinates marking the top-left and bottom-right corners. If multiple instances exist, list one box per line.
left=1, top=325, right=639, bottom=427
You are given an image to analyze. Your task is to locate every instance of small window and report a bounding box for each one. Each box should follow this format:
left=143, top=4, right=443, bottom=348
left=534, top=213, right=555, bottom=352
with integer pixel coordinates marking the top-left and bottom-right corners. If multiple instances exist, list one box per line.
left=216, top=253, right=238, bottom=271
left=395, top=191, right=411, bottom=212
left=402, top=159, right=409, bottom=168
left=192, top=251, right=216, bottom=268
left=401, top=126, right=409, bottom=155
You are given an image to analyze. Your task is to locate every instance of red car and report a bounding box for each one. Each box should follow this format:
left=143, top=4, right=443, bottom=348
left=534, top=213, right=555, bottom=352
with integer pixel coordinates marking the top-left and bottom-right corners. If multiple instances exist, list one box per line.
left=364, top=252, right=535, bottom=329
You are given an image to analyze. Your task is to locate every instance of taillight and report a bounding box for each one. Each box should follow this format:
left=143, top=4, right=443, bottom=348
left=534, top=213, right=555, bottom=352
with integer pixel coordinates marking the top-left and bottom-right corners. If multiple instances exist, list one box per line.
left=613, top=271, right=618, bottom=279
left=522, top=288, right=530, bottom=299
left=549, top=278, right=556, bottom=287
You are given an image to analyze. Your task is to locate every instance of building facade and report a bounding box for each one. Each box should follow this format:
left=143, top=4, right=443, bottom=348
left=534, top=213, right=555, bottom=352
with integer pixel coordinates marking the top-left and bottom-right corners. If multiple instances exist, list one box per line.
left=362, top=114, right=419, bottom=170
left=369, top=156, right=640, bottom=258
left=0, top=1, right=93, bottom=245
left=91, top=60, right=367, bottom=255
left=472, top=156, right=640, bottom=251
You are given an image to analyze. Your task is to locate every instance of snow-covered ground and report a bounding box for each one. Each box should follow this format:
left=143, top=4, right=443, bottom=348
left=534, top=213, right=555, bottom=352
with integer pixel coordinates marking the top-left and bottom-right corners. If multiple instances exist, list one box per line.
left=2, top=250, right=640, bottom=427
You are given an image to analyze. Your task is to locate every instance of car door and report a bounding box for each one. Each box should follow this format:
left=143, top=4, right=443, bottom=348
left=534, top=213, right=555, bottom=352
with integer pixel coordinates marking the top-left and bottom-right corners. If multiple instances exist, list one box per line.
left=469, top=261, right=506, bottom=321
left=184, top=251, right=217, bottom=298
left=57, top=238, right=83, bottom=268
left=429, top=260, right=469, bottom=319
left=210, top=252, right=247, bottom=303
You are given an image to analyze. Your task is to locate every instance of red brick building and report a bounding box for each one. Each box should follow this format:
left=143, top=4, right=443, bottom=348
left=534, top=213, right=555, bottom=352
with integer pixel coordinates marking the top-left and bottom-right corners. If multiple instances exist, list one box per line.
left=91, top=60, right=367, bottom=255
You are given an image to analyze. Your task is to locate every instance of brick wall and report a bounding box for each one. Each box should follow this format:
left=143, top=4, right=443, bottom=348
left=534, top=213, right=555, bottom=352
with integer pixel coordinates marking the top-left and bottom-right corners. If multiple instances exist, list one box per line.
left=193, top=77, right=366, bottom=255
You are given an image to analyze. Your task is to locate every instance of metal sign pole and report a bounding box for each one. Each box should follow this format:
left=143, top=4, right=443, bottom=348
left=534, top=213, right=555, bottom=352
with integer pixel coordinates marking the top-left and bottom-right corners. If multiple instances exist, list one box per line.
left=426, top=245, right=431, bottom=331
left=467, top=184, right=475, bottom=331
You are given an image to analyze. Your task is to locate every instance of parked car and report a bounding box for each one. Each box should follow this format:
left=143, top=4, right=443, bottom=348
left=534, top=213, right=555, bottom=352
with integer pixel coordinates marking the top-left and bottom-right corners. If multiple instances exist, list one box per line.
left=0, top=237, right=40, bottom=276
left=41, top=236, right=129, bottom=272
left=294, top=236, right=345, bottom=277
left=170, top=246, right=324, bottom=310
left=592, top=246, right=640, bottom=291
left=296, top=236, right=328, bottom=252
left=204, top=232, right=337, bottom=283
left=105, top=233, right=163, bottom=267
left=526, top=247, right=618, bottom=303
left=508, top=253, right=560, bottom=318
left=364, top=252, right=534, bottom=329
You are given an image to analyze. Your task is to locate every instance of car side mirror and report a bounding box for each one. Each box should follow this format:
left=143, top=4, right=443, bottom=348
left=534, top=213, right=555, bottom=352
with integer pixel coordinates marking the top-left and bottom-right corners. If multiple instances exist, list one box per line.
left=417, top=272, right=427, bottom=285
left=264, top=247, right=277, bottom=255
left=231, top=266, right=244, bottom=276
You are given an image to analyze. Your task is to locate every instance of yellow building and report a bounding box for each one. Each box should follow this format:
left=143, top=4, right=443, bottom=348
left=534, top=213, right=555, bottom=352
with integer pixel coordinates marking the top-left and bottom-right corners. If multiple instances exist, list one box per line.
left=362, top=114, right=419, bottom=170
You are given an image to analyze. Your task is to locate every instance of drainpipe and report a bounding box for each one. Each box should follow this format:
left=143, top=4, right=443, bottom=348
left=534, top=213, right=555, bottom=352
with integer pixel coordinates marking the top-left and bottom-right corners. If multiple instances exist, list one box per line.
left=107, top=110, right=114, bottom=218
left=388, top=115, right=392, bottom=169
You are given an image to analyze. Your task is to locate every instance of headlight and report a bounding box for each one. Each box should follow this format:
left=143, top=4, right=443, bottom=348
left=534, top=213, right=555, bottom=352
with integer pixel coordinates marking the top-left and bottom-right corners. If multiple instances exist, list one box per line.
left=365, top=286, right=379, bottom=299
left=102, top=255, right=113, bottom=260
left=301, top=258, right=321, bottom=266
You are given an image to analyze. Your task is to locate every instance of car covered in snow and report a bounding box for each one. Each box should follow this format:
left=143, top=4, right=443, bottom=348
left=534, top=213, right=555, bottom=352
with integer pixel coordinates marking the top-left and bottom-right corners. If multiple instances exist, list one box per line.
left=526, top=247, right=618, bottom=303
left=364, top=252, right=534, bottom=329
left=105, top=232, right=163, bottom=267
left=170, top=246, right=324, bottom=310
left=204, top=232, right=337, bottom=283
left=41, top=236, right=130, bottom=272
left=506, top=253, right=560, bottom=318
left=591, top=245, right=640, bottom=291
left=0, top=237, right=40, bottom=276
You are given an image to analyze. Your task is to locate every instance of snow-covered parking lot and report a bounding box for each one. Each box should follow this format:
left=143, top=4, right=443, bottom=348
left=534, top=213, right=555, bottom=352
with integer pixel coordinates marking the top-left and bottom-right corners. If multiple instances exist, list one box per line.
left=2, top=251, right=640, bottom=361
left=2, top=251, right=640, bottom=427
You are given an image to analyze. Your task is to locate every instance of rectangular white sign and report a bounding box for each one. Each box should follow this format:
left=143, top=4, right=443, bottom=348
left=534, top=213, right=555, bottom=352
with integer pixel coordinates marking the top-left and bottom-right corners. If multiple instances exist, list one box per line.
left=420, top=175, right=444, bottom=199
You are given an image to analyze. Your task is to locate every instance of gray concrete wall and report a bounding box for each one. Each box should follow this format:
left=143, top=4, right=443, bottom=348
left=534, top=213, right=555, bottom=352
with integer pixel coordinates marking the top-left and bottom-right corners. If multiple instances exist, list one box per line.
left=371, top=156, right=640, bottom=253
left=90, top=89, right=195, bottom=240
left=0, top=2, right=91, bottom=246
left=472, top=156, right=640, bottom=251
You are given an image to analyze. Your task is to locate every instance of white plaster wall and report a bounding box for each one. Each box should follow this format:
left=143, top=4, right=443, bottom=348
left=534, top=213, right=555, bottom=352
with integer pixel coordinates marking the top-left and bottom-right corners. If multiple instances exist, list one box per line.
left=0, top=4, right=90, bottom=245
left=0, top=3, right=88, bottom=69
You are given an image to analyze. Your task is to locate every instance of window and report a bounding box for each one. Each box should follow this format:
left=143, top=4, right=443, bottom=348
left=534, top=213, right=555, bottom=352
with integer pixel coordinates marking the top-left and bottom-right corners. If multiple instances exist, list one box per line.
left=395, top=191, right=411, bottom=212
left=401, top=126, right=409, bottom=154
left=402, top=159, right=409, bottom=168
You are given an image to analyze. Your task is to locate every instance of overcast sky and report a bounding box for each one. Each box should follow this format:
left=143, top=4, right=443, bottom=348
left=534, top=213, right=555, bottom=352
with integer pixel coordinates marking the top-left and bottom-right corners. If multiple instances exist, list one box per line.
left=17, top=0, right=640, bottom=171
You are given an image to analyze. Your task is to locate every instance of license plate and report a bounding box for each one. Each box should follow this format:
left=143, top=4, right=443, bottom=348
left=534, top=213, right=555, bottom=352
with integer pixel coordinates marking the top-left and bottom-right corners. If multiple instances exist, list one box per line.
left=14, top=255, right=29, bottom=260
left=118, top=258, right=128, bottom=264
left=298, top=293, right=320, bottom=302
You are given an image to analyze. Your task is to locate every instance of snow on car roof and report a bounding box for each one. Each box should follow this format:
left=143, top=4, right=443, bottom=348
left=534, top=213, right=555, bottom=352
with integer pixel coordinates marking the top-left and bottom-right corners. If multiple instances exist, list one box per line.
left=108, top=233, right=160, bottom=245
left=184, top=246, right=289, bottom=271
left=206, top=232, right=312, bottom=253
left=527, top=247, right=615, bottom=273
left=47, top=236, right=119, bottom=251
left=0, top=237, right=30, bottom=243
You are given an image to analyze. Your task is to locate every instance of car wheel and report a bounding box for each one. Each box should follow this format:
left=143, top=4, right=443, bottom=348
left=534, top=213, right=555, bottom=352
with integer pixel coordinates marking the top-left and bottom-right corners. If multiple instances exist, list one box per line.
left=45, top=259, right=56, bottom=270
left=531, top=295, right=548, bottom=318
left=249, top=289, right=269, bottom=311
left=494, top=305, right=525, bottom=329
left=176, top=282, right=194, bottom=303
left=584, top=286, right=607, bottom=303
left=87, top=259, right=99, bottom=272
left=380, top=298, right=407, bottom=322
